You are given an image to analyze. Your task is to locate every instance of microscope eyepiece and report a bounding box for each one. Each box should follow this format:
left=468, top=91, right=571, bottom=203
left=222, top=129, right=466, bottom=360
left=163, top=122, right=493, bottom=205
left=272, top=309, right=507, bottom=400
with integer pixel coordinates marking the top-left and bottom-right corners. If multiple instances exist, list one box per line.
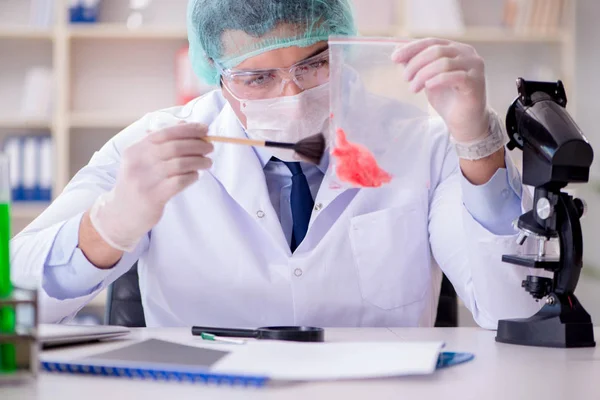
left=505, top=78, right=593, bottom=188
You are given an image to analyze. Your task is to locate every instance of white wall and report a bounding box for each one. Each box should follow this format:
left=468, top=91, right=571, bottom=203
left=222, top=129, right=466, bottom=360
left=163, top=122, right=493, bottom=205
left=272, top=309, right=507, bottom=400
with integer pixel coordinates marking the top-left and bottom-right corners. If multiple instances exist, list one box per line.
left=575, top=0, right=600, bottom=273
left=575, top=0, right=600, bottom=174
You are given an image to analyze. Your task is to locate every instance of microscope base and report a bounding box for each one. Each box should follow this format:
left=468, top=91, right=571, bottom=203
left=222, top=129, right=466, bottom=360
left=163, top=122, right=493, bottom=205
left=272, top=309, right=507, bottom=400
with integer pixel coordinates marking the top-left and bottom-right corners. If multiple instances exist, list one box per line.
left=496, top=299, right=596, bottom=348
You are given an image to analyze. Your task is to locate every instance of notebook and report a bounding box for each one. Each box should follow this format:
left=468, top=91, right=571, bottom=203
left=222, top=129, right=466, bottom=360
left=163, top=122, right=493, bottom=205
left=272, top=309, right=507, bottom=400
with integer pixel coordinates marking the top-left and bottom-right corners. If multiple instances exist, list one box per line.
left=39, top=324, right=131, bottom=348
left=41, top=339, right=269, bottom=387
left=41, top=338, right=474, bottom=385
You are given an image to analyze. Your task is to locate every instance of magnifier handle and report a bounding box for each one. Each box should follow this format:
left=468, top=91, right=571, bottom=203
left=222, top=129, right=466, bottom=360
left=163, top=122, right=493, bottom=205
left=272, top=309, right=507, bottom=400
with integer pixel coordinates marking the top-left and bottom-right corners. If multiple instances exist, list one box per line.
left=191, top=326, right=258, bottom=338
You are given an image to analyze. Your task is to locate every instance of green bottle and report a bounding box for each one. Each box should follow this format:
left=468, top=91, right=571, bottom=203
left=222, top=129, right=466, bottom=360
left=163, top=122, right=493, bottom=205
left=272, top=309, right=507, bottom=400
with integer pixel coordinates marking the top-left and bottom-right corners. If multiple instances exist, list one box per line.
left=0, top=154, right=15, bottom=373
left=0, top=202, right=10, bottom=298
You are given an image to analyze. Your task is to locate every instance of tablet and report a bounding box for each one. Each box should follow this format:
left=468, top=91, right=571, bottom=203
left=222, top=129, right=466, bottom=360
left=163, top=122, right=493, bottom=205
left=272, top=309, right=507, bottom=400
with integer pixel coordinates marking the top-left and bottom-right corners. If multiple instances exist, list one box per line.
left=39, top=324, right=131, bottom=348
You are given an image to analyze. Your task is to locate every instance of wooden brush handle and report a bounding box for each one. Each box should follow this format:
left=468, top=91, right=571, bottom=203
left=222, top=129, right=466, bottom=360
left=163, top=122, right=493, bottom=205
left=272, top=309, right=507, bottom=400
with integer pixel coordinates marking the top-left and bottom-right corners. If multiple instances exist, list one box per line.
left=204, top=136, right=266, bottom=147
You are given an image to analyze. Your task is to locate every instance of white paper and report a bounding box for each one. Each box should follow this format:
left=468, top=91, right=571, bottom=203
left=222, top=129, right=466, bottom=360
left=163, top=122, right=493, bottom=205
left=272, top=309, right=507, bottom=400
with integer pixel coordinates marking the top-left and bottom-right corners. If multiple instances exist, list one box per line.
left=29, top=0, right=55, bottom=27
left=22, top=137, right=37, bottom=194
left=404, top=0, right=465, bottom=35
left=213, top=341, right=444, bottom=381
left=20, top=67, right=54, bottom=119
left=351, top=0, right=395, bottom=33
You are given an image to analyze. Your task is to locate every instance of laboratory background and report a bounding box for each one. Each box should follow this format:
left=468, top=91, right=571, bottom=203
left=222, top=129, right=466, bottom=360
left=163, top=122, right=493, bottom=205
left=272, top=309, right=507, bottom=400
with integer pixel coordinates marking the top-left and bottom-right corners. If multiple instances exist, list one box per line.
left=0, top=0, right=599, bottom=326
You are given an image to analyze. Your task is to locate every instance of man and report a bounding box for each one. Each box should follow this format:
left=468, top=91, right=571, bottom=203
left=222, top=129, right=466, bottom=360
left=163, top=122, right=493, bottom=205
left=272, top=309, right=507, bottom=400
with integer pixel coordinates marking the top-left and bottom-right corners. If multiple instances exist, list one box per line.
left=12, top=0, right=541, bottom=327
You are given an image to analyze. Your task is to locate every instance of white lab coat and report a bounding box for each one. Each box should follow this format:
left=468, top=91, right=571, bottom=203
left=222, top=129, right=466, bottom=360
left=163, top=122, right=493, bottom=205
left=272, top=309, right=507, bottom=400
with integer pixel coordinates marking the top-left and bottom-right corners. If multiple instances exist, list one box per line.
left=11, top=91, right=542, bottom=329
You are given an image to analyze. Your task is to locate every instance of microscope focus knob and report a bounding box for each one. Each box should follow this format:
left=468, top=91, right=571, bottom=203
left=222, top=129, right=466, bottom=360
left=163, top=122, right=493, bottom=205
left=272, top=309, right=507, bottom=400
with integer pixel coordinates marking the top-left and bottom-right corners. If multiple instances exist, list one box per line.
left=574, top=198, right=586, bottom=219
left=522, top=276, right=553, bottom=300
left=536, top=197, right=553, bottom=220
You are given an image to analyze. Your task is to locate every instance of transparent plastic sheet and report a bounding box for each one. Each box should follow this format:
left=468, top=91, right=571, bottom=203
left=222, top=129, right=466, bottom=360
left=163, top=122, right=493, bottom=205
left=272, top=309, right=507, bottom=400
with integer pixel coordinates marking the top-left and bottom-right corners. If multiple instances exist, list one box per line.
left=328, top=37, right=435, bottom=189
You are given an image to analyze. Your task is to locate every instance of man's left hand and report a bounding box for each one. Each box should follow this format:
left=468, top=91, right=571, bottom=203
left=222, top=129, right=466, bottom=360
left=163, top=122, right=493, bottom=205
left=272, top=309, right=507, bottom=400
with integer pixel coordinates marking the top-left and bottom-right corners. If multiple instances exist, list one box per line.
left=392, top=38, right=506, bottom=186
left=392, top=37, right=489, bottom=143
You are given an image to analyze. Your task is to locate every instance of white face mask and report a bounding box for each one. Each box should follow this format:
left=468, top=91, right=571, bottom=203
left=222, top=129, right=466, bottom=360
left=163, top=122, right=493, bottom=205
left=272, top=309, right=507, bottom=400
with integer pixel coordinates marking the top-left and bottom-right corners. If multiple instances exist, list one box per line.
left=227, top=83, right=330, bottom=162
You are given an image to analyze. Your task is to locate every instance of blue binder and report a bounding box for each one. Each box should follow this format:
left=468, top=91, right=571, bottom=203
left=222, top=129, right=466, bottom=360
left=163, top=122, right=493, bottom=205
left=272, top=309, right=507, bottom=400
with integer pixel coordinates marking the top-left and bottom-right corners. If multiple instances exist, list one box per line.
left=2, top=134, right=53, bottom=203
left=21, top=136, right=38, bottom=201
left=3, top=136, right=24, bottom=201
left=69, top=0, right=100, bottom=23
left=38, top=135, right=53, bottom=201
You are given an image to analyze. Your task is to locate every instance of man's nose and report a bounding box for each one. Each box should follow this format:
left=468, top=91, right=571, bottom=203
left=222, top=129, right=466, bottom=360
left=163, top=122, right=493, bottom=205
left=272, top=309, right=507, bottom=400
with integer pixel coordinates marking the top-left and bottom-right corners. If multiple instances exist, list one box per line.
left=280, top=79, right=303, bottom=96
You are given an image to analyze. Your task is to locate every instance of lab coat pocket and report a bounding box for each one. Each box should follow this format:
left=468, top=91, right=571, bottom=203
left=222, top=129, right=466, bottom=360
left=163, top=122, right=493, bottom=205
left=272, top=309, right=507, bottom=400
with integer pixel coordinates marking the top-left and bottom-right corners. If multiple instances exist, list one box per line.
left=350, top=207, right=429, bottom=310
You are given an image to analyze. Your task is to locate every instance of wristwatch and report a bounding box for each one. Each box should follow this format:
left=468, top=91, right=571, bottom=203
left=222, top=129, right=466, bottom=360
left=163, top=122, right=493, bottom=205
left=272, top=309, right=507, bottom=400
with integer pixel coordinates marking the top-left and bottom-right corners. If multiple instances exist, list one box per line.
left=452, top=110, right=509, bottom=160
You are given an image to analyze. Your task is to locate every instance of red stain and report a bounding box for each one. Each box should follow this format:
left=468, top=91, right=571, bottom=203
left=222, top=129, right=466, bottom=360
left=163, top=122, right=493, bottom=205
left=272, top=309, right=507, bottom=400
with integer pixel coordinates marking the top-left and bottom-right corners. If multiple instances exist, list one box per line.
left=330, top=112, right=334, bottom=119
left=331, top=128, right=392, bottom=188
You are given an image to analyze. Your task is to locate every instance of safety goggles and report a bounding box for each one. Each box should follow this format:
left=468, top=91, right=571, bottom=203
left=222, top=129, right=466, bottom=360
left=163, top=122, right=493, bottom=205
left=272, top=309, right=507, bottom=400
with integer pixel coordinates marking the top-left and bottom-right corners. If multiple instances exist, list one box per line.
left=217, top=48, right=330, bottom=100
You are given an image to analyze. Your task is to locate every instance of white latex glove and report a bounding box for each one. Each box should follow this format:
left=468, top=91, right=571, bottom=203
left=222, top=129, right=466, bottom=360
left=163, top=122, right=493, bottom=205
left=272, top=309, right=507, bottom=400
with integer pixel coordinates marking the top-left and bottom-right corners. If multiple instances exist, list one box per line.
left=90, top=123, right=213, bottom=252
left=392, top=38, right=490, bottom=143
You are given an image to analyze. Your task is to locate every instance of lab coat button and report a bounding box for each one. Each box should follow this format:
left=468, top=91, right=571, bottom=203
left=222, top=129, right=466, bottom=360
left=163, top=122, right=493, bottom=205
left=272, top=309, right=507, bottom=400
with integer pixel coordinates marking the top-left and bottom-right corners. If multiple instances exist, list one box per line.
left=314, top=203, right=323, bottom=211
left=256, top=210, right=265, bottom=218
left=294, top=268, right=303, bottom=277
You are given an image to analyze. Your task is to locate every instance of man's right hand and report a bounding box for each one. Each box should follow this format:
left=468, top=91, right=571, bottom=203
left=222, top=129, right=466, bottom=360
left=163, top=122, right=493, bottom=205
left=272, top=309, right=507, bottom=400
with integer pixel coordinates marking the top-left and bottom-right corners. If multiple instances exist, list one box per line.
left=81, top=123, right=213, bottom=268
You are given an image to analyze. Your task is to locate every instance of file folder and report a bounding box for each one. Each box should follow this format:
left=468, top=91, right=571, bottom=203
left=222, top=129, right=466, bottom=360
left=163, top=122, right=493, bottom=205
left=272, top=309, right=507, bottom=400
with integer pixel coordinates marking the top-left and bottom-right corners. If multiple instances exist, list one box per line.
left=3, top=136, right=23, bottom=202
left=2, top=134, right=53, bottom=202
left=22, top=136, right=38, bottom=201
left=39, top=136, right=53, bottom=201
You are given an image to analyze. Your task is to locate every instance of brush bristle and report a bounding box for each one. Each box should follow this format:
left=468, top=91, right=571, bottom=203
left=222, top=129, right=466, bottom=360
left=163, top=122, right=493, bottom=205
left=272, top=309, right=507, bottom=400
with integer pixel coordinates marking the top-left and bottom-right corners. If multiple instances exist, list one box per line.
left=294, top=133, right=326, bottom=165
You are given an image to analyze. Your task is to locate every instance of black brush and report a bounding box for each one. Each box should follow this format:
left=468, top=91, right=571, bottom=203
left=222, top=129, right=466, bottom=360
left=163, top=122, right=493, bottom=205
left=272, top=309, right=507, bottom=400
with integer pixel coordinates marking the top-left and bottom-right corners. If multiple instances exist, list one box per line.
left=205, top=133, right=326, bottom=165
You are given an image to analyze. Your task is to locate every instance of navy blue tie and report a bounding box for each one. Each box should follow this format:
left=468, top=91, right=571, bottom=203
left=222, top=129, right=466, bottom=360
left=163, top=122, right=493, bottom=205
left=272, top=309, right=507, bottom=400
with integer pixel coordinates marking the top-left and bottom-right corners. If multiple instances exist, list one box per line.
left=283, top=161, right=314, bottom=252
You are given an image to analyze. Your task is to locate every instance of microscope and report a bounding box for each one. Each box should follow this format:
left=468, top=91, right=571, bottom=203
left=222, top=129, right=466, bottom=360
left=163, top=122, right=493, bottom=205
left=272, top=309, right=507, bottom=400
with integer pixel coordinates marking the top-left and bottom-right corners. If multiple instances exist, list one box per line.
left=495, top=78, right=596, bottom=348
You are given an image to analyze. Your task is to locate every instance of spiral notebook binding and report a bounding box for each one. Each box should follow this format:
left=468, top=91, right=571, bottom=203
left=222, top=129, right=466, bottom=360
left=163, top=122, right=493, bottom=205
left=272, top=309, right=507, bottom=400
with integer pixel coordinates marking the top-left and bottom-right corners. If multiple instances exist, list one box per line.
left=41, top=361, right=269, bottom=387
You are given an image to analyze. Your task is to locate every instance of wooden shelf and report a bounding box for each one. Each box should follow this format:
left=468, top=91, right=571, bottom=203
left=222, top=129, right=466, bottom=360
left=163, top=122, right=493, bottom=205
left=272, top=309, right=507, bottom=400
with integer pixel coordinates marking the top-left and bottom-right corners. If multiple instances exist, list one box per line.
left=67, top=24, right=187, bottom=40
left=0, top=26, right=53, bottom=40
left=70, top=112, right=138, bottom=129
left=11, top=203, right=49, bottom=219
left=415, top=28, right=563, bottom=44
left=0, top=117, right=52, bottom=130
left=399, top=27, right=567, bottom=44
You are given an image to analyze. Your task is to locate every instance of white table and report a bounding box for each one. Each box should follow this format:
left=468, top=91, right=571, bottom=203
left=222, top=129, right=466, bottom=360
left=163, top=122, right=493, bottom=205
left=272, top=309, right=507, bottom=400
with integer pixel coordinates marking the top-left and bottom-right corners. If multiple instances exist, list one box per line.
left=4, top=327, right=600, bottom=400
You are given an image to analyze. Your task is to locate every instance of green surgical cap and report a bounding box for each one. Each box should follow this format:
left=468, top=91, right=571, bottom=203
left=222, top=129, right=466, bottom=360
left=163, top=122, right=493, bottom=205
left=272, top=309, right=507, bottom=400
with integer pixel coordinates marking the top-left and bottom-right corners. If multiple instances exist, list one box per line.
left=187, top=0, right=357, bottom=85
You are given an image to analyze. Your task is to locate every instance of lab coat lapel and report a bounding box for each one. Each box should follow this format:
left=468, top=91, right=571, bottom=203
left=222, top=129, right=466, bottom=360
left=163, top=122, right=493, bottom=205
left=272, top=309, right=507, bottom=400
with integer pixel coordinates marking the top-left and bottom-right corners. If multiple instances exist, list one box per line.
left=210, top=105, right=290, bottom=253
left=312, top=162, right=358, bottom=223
left=298, top=159, right=359, bottom=253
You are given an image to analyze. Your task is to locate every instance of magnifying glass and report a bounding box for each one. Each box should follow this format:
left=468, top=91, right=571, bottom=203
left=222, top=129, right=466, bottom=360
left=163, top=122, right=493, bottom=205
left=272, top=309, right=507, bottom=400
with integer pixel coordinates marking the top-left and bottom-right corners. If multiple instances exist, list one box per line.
left=191, top=326, right=325, bottom=342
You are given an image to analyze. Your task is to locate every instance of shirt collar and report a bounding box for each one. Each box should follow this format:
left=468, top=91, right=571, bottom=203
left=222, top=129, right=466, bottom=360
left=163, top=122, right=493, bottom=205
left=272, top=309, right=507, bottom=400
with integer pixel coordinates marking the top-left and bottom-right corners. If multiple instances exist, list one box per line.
left=253, top=144, right=272, bottom=168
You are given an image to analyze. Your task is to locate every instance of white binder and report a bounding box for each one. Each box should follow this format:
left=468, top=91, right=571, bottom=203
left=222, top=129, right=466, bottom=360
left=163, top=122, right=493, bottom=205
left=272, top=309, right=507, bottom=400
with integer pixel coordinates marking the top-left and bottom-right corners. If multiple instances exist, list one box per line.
left=39, top=136, right=53, bottom=201
left=22, top=136, right=38, bottom=201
